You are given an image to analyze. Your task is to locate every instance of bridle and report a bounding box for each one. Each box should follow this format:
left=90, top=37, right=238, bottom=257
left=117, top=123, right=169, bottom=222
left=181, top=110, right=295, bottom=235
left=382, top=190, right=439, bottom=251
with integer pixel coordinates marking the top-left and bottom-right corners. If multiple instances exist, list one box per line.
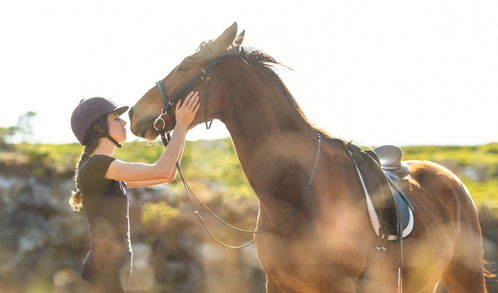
left=152, top=49, right=322, bottom=249
left=153, top=54, right=222, bottom=146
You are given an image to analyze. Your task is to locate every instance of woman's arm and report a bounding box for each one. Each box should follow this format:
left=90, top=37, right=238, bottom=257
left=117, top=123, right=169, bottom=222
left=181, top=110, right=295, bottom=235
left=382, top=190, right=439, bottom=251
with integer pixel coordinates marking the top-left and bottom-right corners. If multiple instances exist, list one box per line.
left=105, top=92, right=200, bottom=182
left=105, top=127, right=187, bottom=182
left=125, top=139, right=190, bottom=187
left=166, top=121, right=195, bottom=180
left=126, top=179, right=170, bottom=188
left=165, top=136, right=184, bottom=181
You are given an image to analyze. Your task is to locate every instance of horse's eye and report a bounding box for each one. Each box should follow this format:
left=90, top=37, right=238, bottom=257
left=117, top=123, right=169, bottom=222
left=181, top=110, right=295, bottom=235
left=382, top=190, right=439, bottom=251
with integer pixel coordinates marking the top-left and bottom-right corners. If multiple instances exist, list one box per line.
left=178, top=66, right=188, bottom=73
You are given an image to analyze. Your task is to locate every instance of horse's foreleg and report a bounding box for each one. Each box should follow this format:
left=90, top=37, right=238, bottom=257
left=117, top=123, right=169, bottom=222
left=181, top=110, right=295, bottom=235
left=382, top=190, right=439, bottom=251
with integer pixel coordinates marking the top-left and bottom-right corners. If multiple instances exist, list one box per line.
left=357, top=257, right=398, bottom=293
left=265, top=273, right=358, bottom=293
left=265, top=277, right=288, bottom=293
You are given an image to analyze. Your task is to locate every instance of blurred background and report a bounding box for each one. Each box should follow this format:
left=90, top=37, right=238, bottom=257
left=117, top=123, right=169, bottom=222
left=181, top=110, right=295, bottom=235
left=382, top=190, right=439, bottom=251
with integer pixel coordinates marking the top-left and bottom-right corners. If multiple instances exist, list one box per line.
left=0, top=116, right=497, bottom=292
left=1, top=0, right=497, bottom=292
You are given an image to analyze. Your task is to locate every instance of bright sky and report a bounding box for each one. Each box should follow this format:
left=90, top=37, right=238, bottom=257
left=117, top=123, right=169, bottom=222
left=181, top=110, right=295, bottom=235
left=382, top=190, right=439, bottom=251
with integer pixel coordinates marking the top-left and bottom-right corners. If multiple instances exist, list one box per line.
left=1, top=0, right=497, bottom=146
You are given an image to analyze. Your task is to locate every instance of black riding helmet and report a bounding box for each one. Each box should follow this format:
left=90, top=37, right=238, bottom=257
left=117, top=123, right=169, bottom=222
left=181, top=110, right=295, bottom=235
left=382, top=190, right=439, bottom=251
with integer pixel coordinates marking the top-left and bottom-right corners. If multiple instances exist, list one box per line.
left=71, top=97, right=129, bottom=147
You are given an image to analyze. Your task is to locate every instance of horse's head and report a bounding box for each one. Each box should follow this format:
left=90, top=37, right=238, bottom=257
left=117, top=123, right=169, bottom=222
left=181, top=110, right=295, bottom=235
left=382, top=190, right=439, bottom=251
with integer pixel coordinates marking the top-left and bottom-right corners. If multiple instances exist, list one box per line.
left=129, top=22, right=245, bottom=140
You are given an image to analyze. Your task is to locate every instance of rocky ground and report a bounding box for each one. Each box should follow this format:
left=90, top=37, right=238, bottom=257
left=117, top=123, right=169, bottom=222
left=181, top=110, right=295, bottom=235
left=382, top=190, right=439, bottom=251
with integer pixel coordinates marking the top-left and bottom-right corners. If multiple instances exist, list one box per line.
left=0, top=172, right=265, bottom=293
left=0, top=166, right=496, bottom=292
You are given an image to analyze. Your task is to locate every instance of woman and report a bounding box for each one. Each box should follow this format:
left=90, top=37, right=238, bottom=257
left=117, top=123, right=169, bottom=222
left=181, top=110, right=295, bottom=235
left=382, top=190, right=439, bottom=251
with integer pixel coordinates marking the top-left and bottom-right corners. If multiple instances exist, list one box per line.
left=69, top=92, right=200, bottom=292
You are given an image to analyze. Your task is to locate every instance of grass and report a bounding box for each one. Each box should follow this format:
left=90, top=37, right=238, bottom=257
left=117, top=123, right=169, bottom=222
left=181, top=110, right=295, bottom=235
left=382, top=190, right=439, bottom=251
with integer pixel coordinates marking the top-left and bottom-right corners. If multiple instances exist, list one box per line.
left=2, top=139, right=497, bottom=211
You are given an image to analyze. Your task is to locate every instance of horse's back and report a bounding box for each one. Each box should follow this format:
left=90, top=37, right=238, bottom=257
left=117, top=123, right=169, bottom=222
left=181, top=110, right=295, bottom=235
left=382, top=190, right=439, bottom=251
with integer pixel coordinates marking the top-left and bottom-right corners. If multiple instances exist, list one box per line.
left=406, top=160, right=478, bottom=221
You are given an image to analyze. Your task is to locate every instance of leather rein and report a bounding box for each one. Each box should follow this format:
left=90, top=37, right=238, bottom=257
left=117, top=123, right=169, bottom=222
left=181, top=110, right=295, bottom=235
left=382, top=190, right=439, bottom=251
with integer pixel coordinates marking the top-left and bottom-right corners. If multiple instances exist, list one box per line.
left=152, top=51, right=322, bottom=248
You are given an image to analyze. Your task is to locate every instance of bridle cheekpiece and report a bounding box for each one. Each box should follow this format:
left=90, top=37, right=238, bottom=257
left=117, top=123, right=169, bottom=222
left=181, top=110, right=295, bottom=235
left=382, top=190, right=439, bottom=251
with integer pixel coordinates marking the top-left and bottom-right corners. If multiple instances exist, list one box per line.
left=153, top=49, right=237, bottom=146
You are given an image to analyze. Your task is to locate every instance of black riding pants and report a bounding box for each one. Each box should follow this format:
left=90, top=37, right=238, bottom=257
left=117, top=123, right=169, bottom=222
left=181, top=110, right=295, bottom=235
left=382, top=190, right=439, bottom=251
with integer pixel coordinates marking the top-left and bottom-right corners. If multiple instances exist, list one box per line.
left=81, top=250, right=132, bottom=293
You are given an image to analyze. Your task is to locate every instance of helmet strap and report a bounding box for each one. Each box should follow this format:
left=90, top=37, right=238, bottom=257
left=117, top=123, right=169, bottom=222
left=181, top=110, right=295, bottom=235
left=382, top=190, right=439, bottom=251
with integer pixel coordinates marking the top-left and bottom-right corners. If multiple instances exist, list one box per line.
left=106, top=134, right=122, bottom=148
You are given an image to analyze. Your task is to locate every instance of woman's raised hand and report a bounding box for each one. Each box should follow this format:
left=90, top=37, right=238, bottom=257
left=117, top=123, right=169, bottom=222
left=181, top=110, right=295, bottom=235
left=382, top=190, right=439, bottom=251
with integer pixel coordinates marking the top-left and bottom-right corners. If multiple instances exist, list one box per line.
left=174, top=91, right=200, bottom=131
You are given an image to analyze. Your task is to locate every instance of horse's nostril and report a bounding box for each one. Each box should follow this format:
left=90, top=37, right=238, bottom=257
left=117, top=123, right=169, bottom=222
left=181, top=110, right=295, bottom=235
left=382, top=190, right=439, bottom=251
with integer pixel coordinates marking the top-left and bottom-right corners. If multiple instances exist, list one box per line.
left=128, top=107, right=134, bottom=121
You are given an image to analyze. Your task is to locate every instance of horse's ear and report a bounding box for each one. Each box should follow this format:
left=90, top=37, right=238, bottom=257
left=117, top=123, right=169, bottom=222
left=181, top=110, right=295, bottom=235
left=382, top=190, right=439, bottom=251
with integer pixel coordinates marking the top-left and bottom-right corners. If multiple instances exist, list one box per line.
left=209, top=22, right=238, bottom=56
left=232, top=30, right=245, bottom=48
left=227, top=30, right=244, bottom=51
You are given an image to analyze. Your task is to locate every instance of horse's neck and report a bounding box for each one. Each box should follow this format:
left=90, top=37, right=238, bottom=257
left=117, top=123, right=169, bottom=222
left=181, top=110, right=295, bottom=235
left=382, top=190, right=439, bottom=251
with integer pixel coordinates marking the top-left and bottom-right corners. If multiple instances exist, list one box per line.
left=221, top=67, right=312, bottom=150
left=221, top=76, right=317, bottom=202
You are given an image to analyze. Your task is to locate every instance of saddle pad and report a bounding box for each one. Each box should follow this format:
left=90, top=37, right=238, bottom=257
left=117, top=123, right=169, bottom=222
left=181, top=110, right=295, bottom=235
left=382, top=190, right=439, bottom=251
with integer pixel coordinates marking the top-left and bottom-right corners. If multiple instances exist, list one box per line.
left=346, top=144, right=415, bottom=241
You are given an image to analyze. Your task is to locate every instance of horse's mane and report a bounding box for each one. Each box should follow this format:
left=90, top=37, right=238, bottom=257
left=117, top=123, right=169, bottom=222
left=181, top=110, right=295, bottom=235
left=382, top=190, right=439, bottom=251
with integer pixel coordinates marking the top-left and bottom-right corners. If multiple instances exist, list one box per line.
left=238, top=47, right=340, bottom=143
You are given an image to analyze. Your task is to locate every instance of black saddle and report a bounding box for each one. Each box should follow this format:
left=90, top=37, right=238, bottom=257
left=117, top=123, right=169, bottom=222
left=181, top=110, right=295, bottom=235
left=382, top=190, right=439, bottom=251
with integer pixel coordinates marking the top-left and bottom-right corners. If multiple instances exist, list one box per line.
left=345, top=143, right=415, bottom=242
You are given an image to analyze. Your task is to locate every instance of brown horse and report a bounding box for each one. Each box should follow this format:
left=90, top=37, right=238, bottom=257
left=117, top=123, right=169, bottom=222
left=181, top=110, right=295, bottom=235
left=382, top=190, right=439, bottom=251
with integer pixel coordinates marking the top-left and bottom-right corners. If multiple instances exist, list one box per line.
left=129, top=23, right=487, bottom=293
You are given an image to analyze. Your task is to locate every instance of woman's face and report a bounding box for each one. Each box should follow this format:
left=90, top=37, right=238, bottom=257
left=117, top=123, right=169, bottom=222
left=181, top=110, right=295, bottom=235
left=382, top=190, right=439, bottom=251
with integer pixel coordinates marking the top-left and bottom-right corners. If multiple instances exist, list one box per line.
left=107, top=112, right=127, bottom=143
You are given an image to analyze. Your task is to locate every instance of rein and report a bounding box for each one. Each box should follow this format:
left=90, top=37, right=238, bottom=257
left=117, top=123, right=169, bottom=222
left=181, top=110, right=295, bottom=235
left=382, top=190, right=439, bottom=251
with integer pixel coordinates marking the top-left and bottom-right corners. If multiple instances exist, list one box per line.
left=176, top=132, right=321, bottom=249
left=152, top=51, right=322, bottom=248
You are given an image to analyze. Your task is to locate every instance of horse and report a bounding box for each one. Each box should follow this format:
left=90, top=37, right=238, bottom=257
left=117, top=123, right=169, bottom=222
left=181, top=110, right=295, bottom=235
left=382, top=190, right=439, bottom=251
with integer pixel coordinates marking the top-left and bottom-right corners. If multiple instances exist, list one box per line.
left=128, top=23, right=488, bottom=293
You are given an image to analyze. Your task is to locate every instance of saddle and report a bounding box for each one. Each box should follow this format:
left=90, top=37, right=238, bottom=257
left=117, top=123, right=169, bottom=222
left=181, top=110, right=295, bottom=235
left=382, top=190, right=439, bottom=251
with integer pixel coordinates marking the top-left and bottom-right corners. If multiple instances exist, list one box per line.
left=373, top=145, right=410, bottom=180
left=345, top=143, right=415, bottom=244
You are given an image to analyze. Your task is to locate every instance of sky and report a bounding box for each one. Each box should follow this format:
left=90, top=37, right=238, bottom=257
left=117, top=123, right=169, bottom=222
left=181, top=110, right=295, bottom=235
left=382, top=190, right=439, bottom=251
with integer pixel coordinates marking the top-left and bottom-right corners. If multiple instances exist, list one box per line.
left=0, top=0, right=497, bottom=146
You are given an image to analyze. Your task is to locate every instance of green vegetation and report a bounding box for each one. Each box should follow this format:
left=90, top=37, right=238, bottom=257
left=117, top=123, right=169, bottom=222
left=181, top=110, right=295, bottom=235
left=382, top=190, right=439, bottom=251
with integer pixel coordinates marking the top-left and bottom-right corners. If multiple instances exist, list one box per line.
left=463, top=178, right=498, bottom=209
left=403, top=143, right=498, bottom=170
left=403, top=144, right=498, bottom=210
left=1, top=119, right=497, bottom=212
left=141, top=201, right=181, bottom=227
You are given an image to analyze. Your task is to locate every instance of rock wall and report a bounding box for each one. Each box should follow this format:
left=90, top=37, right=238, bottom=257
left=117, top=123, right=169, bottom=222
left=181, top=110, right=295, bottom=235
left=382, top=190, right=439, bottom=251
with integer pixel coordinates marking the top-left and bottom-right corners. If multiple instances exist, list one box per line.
left=0, top=173, right=265, bottom=293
